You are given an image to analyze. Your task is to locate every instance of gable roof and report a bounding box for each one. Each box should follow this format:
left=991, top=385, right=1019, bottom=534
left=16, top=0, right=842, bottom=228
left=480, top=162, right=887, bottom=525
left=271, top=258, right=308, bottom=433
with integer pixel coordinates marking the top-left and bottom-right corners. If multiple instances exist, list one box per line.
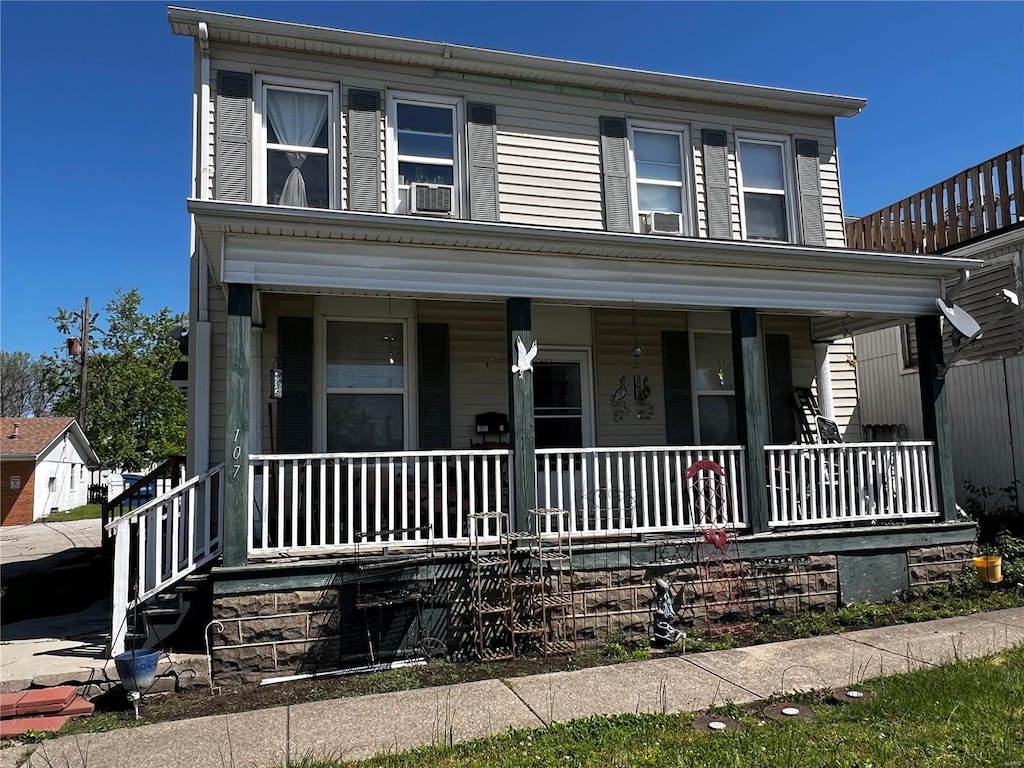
left=0, top=418, right=99, bottom=466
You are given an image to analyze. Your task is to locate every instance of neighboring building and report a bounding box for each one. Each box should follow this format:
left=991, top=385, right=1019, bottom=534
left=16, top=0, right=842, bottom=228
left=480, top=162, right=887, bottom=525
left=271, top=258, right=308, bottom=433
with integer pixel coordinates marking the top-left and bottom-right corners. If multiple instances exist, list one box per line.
left=0, top=417, right=99, bottom=526
left=106, top=8, right=987, bottom=681
left=849, top=146, right=1024, bottom=512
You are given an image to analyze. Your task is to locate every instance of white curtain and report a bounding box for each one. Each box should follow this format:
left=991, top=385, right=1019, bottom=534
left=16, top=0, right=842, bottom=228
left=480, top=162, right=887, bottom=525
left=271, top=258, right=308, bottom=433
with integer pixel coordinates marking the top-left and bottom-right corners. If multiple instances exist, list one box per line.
left=267, top=90, right=328, bottom=207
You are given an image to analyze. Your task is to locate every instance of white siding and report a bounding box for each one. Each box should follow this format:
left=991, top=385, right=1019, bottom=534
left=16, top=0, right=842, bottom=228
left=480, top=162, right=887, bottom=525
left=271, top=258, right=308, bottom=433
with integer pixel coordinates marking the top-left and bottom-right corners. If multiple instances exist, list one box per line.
left=33, top=435, right=91, bottom=520
left=853, top=327, right=924, bottom=439
left=417, top=300, right=508, bottom=449
left=593, top=308, right=683, bottom=447
left=823, top=337, right=862, bottom=441
left=208, top=42, right=844, bottom=243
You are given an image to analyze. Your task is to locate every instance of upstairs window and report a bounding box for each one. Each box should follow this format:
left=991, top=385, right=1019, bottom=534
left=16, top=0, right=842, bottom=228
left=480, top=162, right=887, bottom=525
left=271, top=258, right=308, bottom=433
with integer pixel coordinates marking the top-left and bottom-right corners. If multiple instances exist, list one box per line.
left=257, top=77, right=338, bottom=209
left=737, top=135, right=793, bottom=242
left=629, top=125, right=692, bottom=235
left=387, top=93, right=462, bottom=216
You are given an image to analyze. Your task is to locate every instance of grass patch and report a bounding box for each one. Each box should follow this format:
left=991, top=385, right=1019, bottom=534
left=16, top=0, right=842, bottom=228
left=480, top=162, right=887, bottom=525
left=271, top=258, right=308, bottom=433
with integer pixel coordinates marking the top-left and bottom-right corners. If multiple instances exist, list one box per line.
left=37, top=504, right=103, bottom=523
left=292, top=646, right=1024, bottom=767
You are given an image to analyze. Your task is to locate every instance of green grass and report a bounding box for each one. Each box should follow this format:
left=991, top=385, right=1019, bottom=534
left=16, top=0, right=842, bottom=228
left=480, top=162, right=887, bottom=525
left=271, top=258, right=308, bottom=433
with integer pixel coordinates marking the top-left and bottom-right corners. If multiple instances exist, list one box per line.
left=293, top=646, right=1024, bottom=768
left=36, top=504, right=102, bottom=523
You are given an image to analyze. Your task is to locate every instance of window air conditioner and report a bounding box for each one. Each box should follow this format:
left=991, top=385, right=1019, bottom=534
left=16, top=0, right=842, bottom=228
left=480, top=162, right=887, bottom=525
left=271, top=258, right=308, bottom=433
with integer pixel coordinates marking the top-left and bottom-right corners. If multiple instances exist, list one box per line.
left=640, top=211, right=683, bottom=235
left=410, top=183, right=455, bottom=215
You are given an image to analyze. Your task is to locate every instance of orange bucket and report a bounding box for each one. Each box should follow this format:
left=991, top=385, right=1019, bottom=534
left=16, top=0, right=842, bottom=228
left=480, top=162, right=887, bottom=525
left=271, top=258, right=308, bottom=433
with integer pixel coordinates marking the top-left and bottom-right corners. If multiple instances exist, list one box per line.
left=972, top=556, right=1003, bottom=584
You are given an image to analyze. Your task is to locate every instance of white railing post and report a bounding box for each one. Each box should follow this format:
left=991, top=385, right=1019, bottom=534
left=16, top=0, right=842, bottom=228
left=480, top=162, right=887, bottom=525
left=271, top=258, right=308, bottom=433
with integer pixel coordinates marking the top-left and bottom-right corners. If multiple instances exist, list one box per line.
left=109, top=517, right=132, bottom=657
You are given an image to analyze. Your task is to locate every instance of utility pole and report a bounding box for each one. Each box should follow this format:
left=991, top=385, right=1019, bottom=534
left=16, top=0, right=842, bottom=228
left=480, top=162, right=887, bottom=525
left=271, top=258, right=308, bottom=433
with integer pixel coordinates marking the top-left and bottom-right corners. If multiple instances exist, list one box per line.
left=79, top=296, right=89, bottom=429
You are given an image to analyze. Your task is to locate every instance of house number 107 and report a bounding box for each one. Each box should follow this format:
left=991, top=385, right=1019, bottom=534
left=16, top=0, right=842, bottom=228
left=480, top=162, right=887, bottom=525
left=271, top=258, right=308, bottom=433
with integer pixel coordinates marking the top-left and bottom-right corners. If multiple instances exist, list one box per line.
left=232, top=428, right=242, bottom=478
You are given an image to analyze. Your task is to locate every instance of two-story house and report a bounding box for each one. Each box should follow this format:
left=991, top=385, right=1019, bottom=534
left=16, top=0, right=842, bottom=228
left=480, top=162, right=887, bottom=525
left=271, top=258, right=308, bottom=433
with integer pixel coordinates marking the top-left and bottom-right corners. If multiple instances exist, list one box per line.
left=107, top=7, right=982, bottom=684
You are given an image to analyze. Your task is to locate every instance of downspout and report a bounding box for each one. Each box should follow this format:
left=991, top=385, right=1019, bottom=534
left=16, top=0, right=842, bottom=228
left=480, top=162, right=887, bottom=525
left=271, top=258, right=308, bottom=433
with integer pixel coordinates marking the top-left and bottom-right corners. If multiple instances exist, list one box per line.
left=188, top=22, right=212, bottom=477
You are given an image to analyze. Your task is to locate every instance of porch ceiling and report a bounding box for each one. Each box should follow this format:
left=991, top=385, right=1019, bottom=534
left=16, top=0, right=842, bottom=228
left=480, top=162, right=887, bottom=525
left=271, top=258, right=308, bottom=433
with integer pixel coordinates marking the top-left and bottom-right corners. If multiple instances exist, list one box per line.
left=190, top=200, right=982, bottom=319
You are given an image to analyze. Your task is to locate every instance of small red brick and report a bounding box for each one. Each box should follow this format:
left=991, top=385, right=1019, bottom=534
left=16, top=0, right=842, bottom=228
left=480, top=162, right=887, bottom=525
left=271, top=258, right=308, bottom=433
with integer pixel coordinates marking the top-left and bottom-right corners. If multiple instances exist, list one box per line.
left=59, top=696, right=95, bottom=718
left=0, top=691, right=25, bottom=718
left=0, top=715, right=72, bottom=740
left=14, top=687, right=77, bottom=716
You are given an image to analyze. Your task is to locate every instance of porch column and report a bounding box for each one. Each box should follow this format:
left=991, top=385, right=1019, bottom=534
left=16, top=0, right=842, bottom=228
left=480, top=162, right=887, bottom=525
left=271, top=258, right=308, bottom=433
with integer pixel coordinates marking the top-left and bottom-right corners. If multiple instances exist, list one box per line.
left=224, top=283, right=252, bottom=567
left=916, top=315, right=957, bottom=522
left=731, top=308, right=770, bottom=533
left=507, top=298, right=536, bottom=532
left=813, top=342, right=835, bottom=419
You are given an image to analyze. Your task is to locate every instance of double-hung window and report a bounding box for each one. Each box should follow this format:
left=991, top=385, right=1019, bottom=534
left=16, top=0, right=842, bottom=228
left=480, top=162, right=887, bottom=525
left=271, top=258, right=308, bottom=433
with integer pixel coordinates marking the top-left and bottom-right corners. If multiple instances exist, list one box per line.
left=629, top=124, right=691, bottom=235
left=325, top=320, right=406, bottom=452
left=257, top=77, right=338, bottom=209
left=737, top=134, right=793, bottom=241
left=387, top=93, right=462, bottom=216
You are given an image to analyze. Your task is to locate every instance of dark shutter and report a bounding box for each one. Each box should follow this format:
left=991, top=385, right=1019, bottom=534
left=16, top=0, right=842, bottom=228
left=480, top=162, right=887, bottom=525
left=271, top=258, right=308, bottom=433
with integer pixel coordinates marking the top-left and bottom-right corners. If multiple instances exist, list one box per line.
left=764, top=334, right=796, bottom=444
left=348, top=89, right=382, bottom=213
left=661, top=331, right=694, bottom=444
left=702, top=129, right=731, bottom=239
left=277, top=317, right=313, bottom=453
left=467, top=103, right=500, bottom=221
left=418, top=323, right=451, bottom=450
left=795, top=139, right=826, bottom=246
left=599, top=116, right=632, bottom=232
left=215, top=72, right=252, bottom=202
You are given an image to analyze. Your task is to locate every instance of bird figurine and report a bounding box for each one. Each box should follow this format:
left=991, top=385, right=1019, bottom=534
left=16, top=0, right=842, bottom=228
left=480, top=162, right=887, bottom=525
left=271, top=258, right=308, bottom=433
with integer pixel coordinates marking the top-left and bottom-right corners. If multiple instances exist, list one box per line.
left=703, top=527, right=729, bottom=550
left=638, top=376, right=651, bottom=402
left=511, top=336, right=538, bottom=379
left=612, top=376, right=628, bottom=404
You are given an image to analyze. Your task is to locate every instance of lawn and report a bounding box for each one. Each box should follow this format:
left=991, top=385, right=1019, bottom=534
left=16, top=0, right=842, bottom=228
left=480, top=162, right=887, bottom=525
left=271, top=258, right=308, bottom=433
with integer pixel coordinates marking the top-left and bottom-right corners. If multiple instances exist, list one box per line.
left=305, top=645, right=1024, bottom=768
left=36, top=504, right=103, bottom=523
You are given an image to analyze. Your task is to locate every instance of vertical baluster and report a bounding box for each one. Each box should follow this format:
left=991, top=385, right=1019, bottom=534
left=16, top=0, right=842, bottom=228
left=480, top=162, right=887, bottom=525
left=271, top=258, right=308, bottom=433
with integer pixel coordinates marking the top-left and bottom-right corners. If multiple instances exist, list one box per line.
left=316, top=459, right=324, bottom=547
left=640, top=451, right=650, bottom=529
left=427, top=458, right=437, bottom=541
left=345, top=461, right=354, bottom=546
left=170, top=494, right=181, bottom=580
left=734, top=448, right=746, bottom=528
left=332, top=460, right=341, bottom=546
left=186, top=484, right=197, bottom=568
left=386, top=458, right=395, bottom=541
left=136, top=515, right=147, bottom=599
left=652, top=451, right=662, bottom=528
left=768, top=450, right=778, bottom=526
left=661, top=451, right=673, bottom=528
left=673, top=450, right=684, bottom=528
left=359, top=458, right=368, bottom=543
left=482, top=454, right=490, bottom=522
left=413, top=457, right=422, bottom=541
left=554, top=453, right=562, bottom=518
left=616, top=451, right=625, bottom=530
left=455, top=454, right=463, bottom=540
left=628, top=449, right=637, bottom=529
left=600, top=452, right=610, bottom=531
left=579, top=452, right=589, bottom=533
left=785, top=451, right=796, bottom=524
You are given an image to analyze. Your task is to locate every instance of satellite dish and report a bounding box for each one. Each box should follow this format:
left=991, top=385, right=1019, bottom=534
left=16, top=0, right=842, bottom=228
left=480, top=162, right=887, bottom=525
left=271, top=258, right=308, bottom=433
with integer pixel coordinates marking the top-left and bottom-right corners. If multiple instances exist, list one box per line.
left=935, top=298, right=982, bottom=342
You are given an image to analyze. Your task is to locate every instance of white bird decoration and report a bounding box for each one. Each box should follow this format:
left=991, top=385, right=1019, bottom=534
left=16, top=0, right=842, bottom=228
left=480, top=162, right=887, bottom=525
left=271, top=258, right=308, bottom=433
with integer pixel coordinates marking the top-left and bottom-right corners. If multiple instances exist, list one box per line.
left=511, top=336, right=538, bottom=379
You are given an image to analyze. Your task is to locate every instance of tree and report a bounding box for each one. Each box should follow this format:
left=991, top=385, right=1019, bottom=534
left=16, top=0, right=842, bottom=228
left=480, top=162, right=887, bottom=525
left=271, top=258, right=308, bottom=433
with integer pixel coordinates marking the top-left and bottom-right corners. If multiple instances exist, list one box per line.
left=0, top=351, right=58, bottom=417
left=45, top=289, right=187, bottom=470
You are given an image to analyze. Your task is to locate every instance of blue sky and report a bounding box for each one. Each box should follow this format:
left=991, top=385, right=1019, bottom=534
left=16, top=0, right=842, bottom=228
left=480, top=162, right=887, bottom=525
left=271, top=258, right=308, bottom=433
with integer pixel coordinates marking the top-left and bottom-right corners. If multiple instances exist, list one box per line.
left=1, top=1, right=1021, bottom=358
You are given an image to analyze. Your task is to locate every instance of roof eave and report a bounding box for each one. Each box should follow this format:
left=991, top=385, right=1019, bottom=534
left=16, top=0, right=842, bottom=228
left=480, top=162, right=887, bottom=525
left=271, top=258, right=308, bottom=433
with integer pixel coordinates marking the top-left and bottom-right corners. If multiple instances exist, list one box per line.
left=188, top=199, right=982, bottom=279
left=167, top=7, right=866, bottom=118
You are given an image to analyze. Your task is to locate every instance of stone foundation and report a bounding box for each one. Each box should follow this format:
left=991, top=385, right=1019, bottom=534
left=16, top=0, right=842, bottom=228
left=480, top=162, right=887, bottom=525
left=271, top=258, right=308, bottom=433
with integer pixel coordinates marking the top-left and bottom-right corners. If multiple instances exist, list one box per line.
left=907, top=543, right=977, bottom=588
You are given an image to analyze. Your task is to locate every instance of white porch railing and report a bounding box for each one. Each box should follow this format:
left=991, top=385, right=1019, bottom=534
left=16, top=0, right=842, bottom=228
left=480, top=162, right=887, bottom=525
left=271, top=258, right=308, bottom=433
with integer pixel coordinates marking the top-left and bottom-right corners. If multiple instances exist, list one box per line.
left=766, top=441, right=938, bottom=528
left=108, top=464, right=224, bottom=656
left=248, top=449, right=512, bottom=555
left=535, top=446, right=748, bottom=536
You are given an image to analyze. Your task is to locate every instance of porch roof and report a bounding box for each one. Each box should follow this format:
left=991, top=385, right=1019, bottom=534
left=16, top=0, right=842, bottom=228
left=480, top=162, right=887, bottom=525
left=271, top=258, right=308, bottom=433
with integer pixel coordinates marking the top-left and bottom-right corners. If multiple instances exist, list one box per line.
left=190, top=200, right=983, bottom=337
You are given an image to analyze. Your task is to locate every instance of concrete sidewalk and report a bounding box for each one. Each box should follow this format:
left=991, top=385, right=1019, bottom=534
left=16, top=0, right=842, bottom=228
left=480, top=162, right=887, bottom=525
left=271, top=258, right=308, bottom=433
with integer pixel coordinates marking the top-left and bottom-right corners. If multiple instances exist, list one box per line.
left=3, top=607, right=1021, bottom=768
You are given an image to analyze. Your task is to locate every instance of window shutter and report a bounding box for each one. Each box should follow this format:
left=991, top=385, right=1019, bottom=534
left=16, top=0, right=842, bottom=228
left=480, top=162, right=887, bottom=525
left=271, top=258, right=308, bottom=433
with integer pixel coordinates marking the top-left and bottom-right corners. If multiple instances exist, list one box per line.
left=702, top=129, right=731, bottom=240
left=215, top=71, right=252, bottom=202
left=599, top=116, right=632, bottom=233
left=795, top=139, right=826, bottom=246
left=277, top=317, right=313, bottom=453
left=418, top=323, right=451, bottom=450
left=661, top=331, right=694, bottom=444
left=764, top=333, right=796, bottom=444
left=466, top=103, right=500, bottom=222
left=348, top=89, right=382, bottom=213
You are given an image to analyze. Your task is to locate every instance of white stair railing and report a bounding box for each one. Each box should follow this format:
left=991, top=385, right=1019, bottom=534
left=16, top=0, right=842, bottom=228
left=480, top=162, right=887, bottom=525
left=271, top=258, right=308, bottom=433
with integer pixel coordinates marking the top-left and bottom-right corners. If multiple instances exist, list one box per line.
left=766, top=442, right=938, bottom=527
left=108, top=464, right=224, bottom=656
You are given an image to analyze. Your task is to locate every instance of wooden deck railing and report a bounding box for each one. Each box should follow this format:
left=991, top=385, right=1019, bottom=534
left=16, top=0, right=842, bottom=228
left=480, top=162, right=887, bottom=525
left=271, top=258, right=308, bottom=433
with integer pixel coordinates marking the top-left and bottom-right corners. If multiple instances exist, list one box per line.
left=846, top=145, right=1023, bottom=254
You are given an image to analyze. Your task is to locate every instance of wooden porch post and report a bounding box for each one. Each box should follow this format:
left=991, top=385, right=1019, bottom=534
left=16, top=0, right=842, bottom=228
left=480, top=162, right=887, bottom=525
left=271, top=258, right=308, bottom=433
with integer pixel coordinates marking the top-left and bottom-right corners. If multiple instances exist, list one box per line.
left=507, top=298, right=536, bottom=532
left=731, top=308, right=770, bottom=533
left=916, top=315, right=958, bottom=522
left=224, top=283, right=252, bottom=567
